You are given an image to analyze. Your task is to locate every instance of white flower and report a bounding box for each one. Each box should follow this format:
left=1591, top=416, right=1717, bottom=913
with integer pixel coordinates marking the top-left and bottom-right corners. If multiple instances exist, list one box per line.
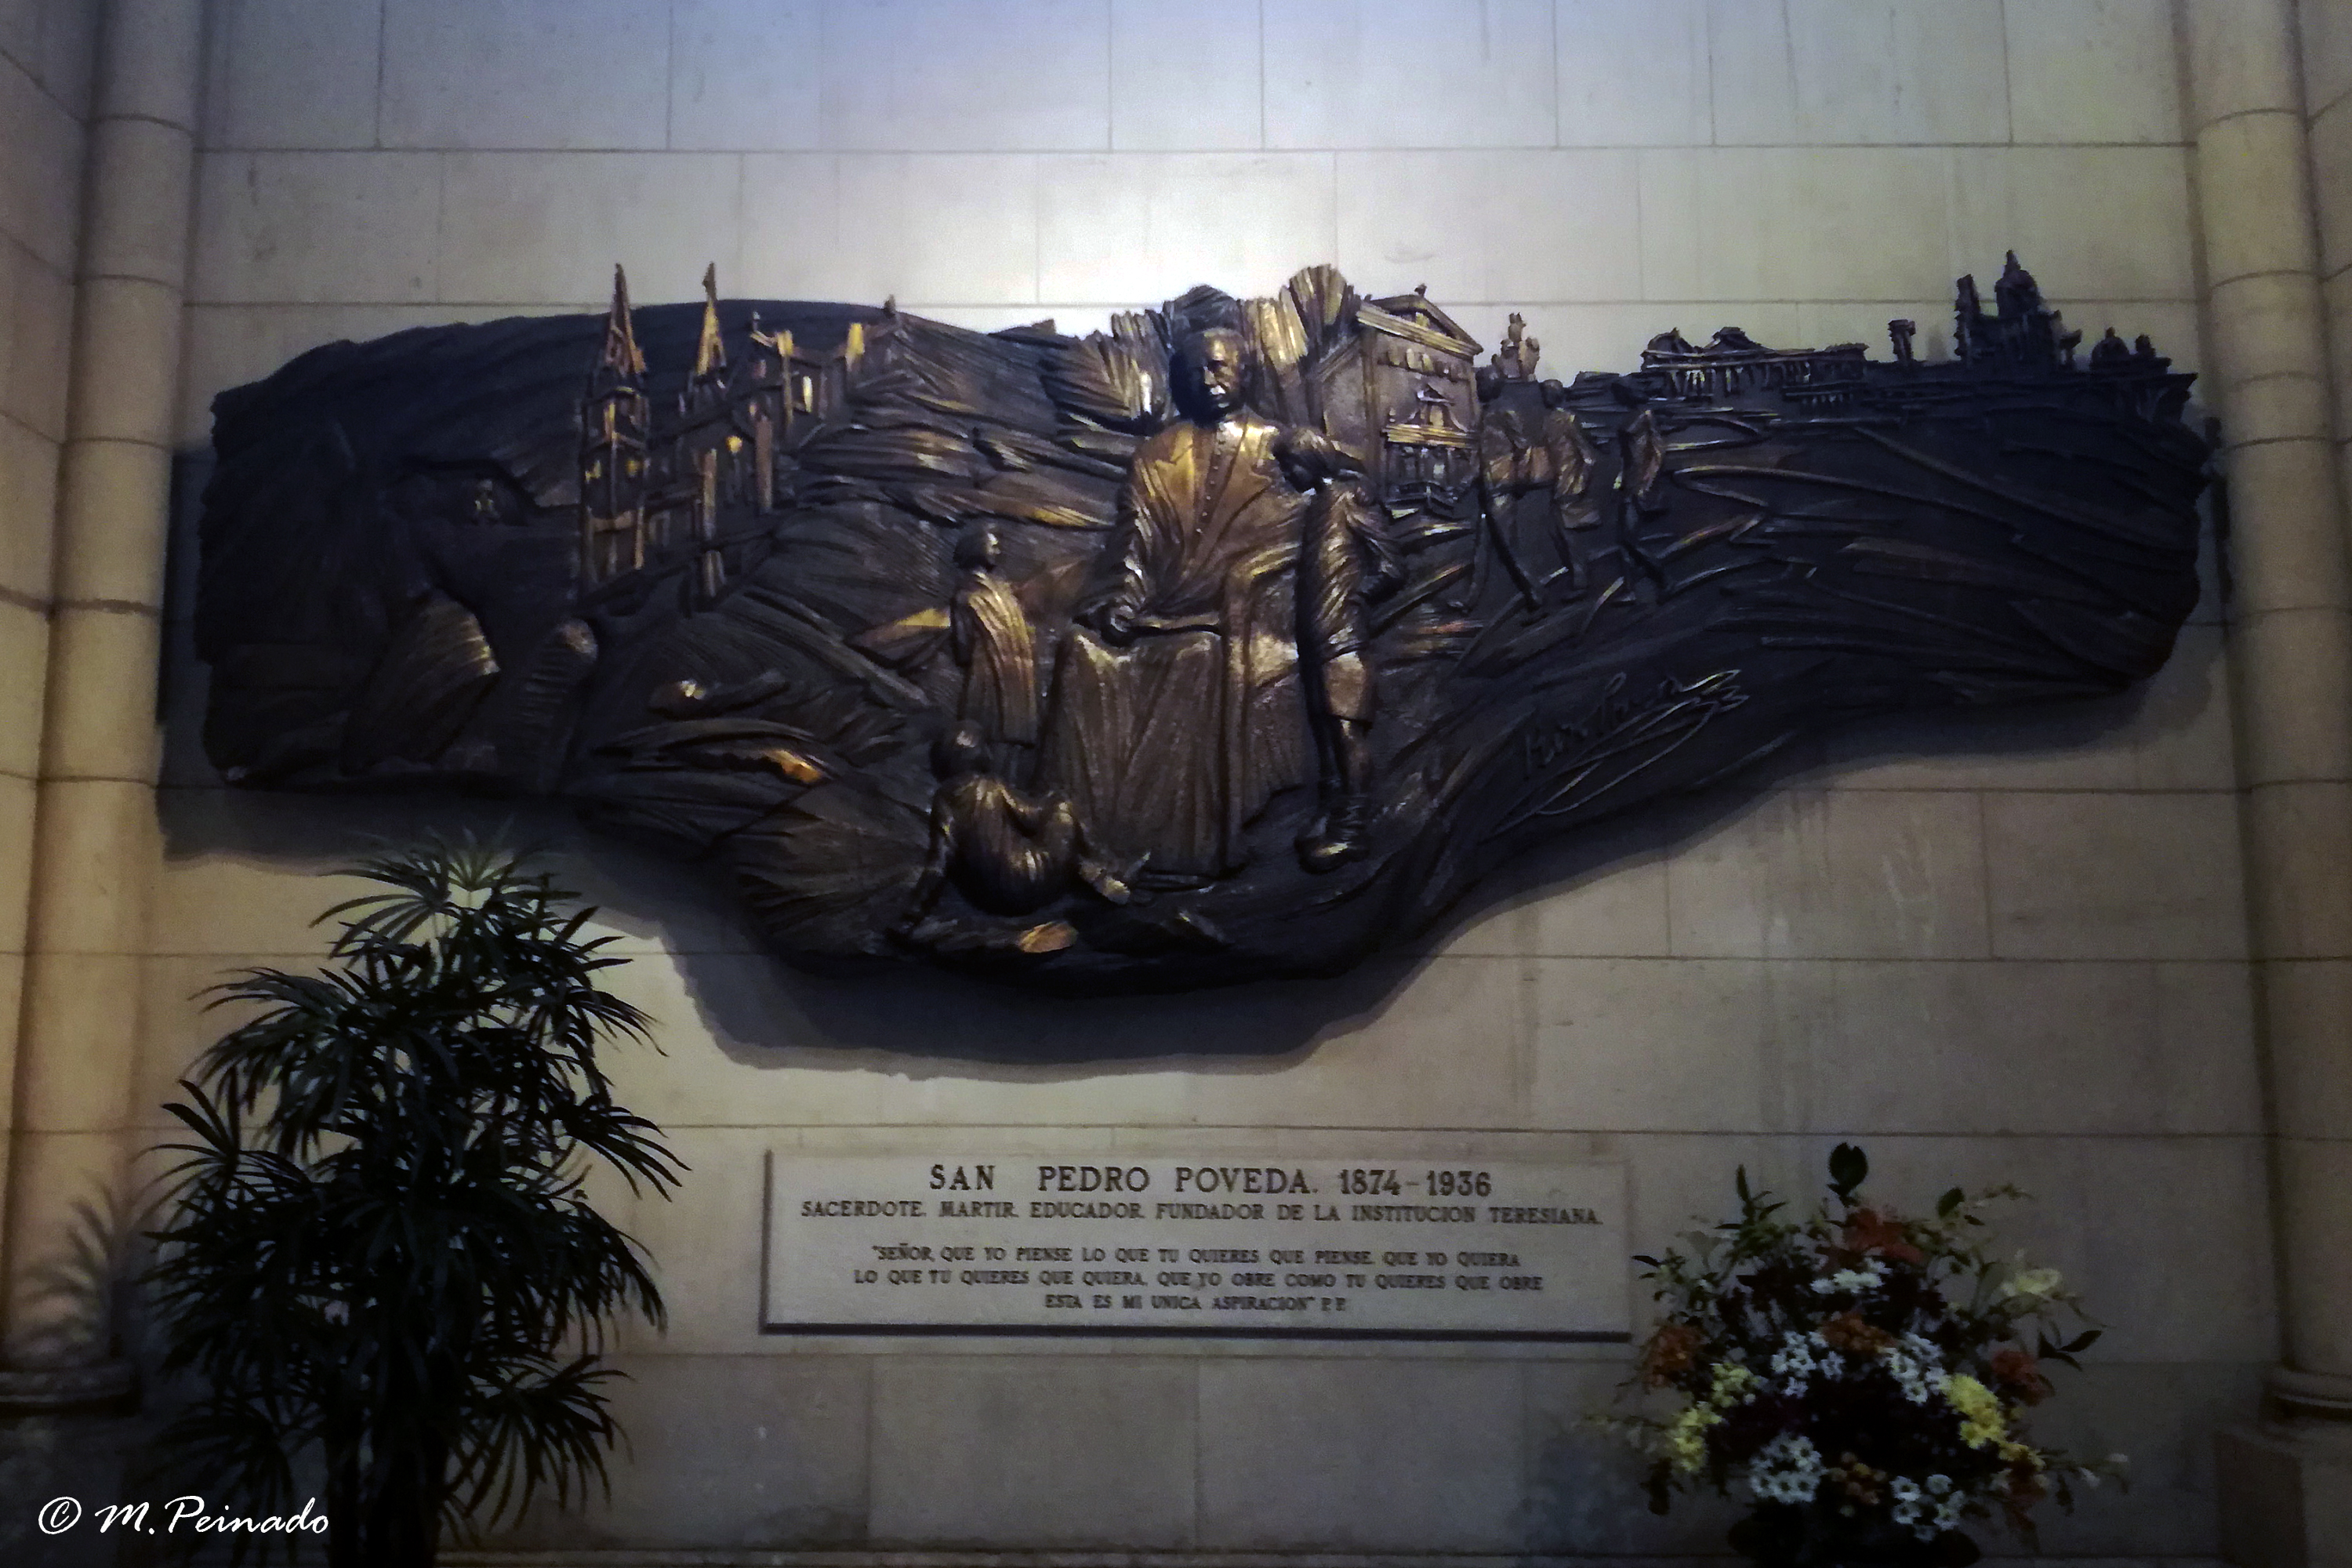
left=1809, top=1262, right=1888, bottom=1296
left=1744, top=1433, right=1826, bottom=1506
left=1926, top=1474, right=1953, bottom=1497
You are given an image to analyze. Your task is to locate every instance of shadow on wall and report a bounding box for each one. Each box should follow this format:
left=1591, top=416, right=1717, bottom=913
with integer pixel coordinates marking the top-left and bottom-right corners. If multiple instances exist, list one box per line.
left=154, top=454, right=2230, bottom=1071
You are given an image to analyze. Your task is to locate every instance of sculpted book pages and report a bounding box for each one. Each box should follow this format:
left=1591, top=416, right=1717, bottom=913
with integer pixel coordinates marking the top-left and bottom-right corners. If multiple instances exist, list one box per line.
left=198, top=257, right=2207, bottom=993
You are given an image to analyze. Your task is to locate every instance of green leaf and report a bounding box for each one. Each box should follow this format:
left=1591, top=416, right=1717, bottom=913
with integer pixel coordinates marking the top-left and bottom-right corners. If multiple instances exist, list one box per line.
left=1936, top=1185, right=1965, bottom=1218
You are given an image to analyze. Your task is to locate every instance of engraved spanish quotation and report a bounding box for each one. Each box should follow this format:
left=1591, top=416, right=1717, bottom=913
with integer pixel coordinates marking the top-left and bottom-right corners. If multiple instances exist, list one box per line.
left=197, top=256, right=2208, bottom=992
left=764, top=1149, right=1629, bottom=1341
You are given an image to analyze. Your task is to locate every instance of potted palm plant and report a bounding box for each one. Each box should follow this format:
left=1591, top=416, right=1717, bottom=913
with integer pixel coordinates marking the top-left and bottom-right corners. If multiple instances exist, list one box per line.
left=145, top=840, right=683, bottom=1566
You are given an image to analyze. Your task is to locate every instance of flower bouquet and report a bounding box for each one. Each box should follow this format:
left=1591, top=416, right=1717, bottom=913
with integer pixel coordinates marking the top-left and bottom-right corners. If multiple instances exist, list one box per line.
left=1601, top=1145, right=2122, bottom=1567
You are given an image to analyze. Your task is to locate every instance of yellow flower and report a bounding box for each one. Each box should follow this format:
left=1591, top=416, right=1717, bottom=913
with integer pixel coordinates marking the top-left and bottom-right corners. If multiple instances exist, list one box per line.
left=1708, top=1360, right=1757, bottom=1409
left=1943, top=1374, right=2007, bottom=1448
left=1665, top=1403, right=1721, bottom=1473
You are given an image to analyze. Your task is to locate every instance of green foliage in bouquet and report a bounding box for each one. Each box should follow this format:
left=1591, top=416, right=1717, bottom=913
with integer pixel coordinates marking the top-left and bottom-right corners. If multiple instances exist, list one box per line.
left=1602, top=1145, right=2121, bottom=1557
left=144, top=842, right=683, bottom=1568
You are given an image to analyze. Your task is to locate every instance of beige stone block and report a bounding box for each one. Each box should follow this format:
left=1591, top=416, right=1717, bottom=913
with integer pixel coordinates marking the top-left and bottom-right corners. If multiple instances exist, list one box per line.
left=1264, top=0, right=1555, bottom=151
left=53, top=437, right=171, bottom=607
left=1334, top=150, right=1639, bottom=305
left=741, top=152, right=1036, bottom=307
left=2005, top=0, right=2183, bottom=144
left=435, top=152, right=734, bottom=305
left=0, top=1126, right=132, bottom=1364
left=2131, top=622, right=2241, bottom=790
left=818, top=0, right=1110, bottom=152
left=871, top=1358, right=1196, bottom=1546
left=2311, top=0, right=2352, bottom=118
left=1823, top=702, right=2141, bottom=792
left=2221, top=373, right=2336, bottom=447
left=2315, top=96, right=2352, bottom=280
left=176, top=301, right=555, bottom=446
left=0, top=769, right=31, bottom=948
left=2183, top=0, right=2301, bottom=126
left=379, top=0, right=666, bottom=151
left=1985, top=791, right=2249, bottom=960
left=0, top=944, right=19, bottom=1098
left=147, top=851, right=379, bottom=955
left=38, top=607, right=162, bottom=781
left=2278, top=1136, right=2352, bottom=1373
left=79, top=116, right=192, bottom=288
left=2196, top=111, right=2322, bottom=285
left=0, top=49, right=84, bottom=272
left=0, top=411, right=57, bottom=597
left=16, top=953, right=143, bottom=1128
left=62, top=276, right=184, bottom=448
left=2151, top=960, right=2264, bottom=1132
left=2217, top=1422, right=2352, bottom=1568
left=1112, top=0, right=1262, bottom=151
left=1852, top=1134, right=2276, bottom=1362
left=1427, top=833, right=1671, bottom=959
left=2208, top=269, right=2328, bottom=392
left=34, top=0, right=96, bottom=122
left=0, top=596, right=49, bottom=779
left=1180, top=954, right=1527, bottom=1129
left=1664, top=789, right=1991, bottom=959
left=0, top=0, right=32, bottom=76
left=439, top=152, right=742, bottom=307
left=2244, top=779, right=2352, bottom=957
left=24, top=778, right=156, bottom=951
left=2263, top=958, right=2352, bottom=1138
left=1199, top=1359, right=1525, bottom=1549
left=1529, top=957, right=1780, bottom=1131
left=668, top=0, right=819, bottom=153
left=98, top=0, right=201, bottom=129
left=1041, top=153, right=1335, bottom=305
left=589, top=949, right=1526, bottom=1134
left=1708, top=0, right=2009, bottom=145
left=1951, top=145, right=2198, bottom=303
left=191, top=151, right=441, bottom=304
left=1557, top=0, right=1709, bottom=147
left=2232, top=606, right=2352, bottom=784
left=1640, top=147, right=1956, bottom=303
left=201, top=0, right=383, bottom=151
left=2325, top=267, right=2352, bottom=420
left=1798, top=959, right=2259, bottom=1136
left=1, top=234, right=74, bottom=441
left=491, top=1354, right=870, bottom=1549
left=2224, top=438, right=2352, bottom=614
left=2313, top=0, right=2352, bottom=117
left=129, top=952, right=237, bottom=1133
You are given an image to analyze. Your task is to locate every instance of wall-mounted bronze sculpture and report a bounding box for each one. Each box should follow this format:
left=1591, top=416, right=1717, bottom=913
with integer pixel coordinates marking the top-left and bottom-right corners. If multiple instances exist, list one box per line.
left=198, top=258, right=2207, bottom=989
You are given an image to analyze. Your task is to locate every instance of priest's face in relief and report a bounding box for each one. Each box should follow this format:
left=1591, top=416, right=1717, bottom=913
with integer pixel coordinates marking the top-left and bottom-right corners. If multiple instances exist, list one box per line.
left=1184, top=329, right=1247, bottom=421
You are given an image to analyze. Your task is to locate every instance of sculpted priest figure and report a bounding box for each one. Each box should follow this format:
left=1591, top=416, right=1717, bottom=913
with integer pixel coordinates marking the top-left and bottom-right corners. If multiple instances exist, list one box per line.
left=1039, top=328, right=1315, bottom=882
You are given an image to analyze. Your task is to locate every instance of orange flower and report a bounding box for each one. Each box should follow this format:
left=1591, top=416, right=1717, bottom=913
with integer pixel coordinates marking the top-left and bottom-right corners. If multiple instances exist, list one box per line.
left=1818, top=1310, right=1895, bottom=1356
left=1842, top=1207, right=1924, bottom=1265
left=1991, top=1345, right=2052, bottom=1405
left=1641, top=1320, right=1702, bottom=1385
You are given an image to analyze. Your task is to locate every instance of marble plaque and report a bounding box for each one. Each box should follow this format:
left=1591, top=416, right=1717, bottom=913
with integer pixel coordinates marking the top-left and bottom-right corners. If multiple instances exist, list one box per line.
left=762, top=1149, right=1630, bottom=1341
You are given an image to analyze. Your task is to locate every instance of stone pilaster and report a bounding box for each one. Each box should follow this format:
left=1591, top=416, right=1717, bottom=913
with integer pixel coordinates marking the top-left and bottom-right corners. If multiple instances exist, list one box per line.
left=0, top=0, right=201, bottom=1387
left=2180, top=0, right=2352, bottom=1562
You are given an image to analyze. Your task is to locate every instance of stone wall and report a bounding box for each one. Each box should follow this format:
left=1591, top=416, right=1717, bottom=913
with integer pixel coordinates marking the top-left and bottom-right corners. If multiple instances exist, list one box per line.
left=0, top=0, right=95, bottom=1283
left=143, top=1, right=2261, bottom=1556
